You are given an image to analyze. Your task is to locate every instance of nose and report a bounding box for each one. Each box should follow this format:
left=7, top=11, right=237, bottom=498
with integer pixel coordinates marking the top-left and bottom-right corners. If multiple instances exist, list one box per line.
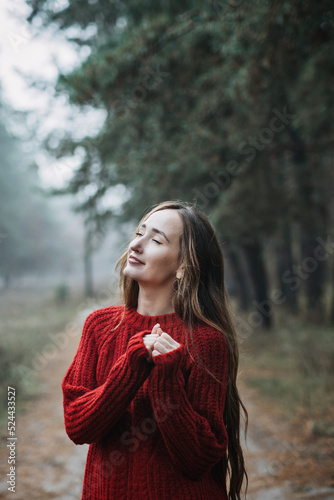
left=129, top=238, right=143, bottom=253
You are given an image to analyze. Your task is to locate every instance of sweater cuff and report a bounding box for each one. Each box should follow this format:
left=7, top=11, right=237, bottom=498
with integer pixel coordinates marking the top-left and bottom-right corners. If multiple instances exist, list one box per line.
left=126, top=330, right=152, bottom=364
left=152, top=343, right=186, bottom=376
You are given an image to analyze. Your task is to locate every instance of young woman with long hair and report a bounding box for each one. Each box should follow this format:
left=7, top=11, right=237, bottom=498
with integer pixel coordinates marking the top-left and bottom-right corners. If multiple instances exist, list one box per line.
left=62, top=200, right=248, bottom=500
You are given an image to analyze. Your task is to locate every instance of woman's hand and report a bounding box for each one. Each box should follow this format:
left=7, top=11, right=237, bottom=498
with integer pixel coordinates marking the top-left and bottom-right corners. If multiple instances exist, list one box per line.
left=152, top=330, right=180, bottom=358
left=143, top=323, right=162, bottom=362
left=143, top=323, right=180, bottom=362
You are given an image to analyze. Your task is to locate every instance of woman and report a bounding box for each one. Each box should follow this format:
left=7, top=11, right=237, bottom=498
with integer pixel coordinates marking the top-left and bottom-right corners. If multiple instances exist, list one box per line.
left=62, top=200, right=248, bottom=500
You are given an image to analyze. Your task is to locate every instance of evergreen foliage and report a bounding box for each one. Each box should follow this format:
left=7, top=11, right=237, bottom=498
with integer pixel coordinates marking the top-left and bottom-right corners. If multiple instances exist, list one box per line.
left=26, top=0, right=334, bottom=324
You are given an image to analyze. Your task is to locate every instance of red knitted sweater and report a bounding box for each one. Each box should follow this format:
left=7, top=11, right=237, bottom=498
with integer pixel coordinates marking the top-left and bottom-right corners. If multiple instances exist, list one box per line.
left=62, top=305, right=229, bottom=500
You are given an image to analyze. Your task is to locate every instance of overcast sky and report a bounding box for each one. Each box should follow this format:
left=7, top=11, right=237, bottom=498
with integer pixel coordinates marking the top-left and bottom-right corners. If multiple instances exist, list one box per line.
left=0, top=3, right=129, bottom=227
left=0, top=0, right=105, bottom=188
left=0, top=1, right=130, bottom=283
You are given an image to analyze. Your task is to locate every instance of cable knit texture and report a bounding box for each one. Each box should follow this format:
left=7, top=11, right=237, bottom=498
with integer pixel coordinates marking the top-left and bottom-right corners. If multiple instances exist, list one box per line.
left=62, top=305, right=229, bottom=499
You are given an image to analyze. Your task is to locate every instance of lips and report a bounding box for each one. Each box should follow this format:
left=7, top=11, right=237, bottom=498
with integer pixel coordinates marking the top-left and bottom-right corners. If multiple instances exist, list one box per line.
left=128, top=254, right=145, bottom=265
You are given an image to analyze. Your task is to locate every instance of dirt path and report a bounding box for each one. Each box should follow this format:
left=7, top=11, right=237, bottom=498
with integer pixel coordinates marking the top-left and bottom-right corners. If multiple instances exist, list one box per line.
left=1, top=311, right=333, bottom=499
left=242, top=387, right=334, bottom=499
left=0, top=310, right=90, bottom=500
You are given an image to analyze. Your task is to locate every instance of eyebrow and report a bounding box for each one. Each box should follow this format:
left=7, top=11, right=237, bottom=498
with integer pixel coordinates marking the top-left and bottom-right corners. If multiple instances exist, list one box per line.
left=140, top=224, right=170, bottom=243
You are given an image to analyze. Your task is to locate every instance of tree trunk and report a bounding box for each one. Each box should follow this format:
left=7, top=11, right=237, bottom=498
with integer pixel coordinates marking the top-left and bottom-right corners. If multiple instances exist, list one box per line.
left=241, top=241, right=271, bottom=330
left=330, top=251, right=334, bottom=325
left=289, top=127, right=327, bottom=322
left=275, top=228, right=298, bottom=313
left=224, top=241, right=252, bottom=312
left=300, top=233, right=327, bottom=322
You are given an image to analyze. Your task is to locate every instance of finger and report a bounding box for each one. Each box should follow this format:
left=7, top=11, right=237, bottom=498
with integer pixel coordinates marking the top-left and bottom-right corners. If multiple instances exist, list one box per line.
left=152, top=349, right=161, bottom=357
left=153, top=340, right=171, bottom=354
left=160, top=332, right=180, bottom=349
left=144, top=333, right=159, bottom=341
left=154, top=340, right=181, bottom=356
left=159, top=339, right=175, bottom=351
left=151, top=323, right=160, bottom=335
left=144, top=341, right=159, bottom=351
left=144, top=334, right=159, bottom=341
left=157, top=336, right=178, bottom=351
left=160, top=332, right=175, bottom=342
left=143, top=338, right=154, bottom=348
left=143, top=342, right=157, bottom=353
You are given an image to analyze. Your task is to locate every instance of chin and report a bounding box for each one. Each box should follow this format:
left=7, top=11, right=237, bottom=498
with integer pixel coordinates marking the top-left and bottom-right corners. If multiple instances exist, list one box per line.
left=123, top=265, right=131, bottom=277
left=123, top=265, right=138, bottom=279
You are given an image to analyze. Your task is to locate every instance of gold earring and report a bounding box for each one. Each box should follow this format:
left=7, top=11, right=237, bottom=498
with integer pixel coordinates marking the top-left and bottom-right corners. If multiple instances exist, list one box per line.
left=176, top=271, right=183, bottom=279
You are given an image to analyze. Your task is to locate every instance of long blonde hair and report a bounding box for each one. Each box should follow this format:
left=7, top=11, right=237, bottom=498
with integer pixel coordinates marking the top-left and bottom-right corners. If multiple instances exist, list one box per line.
left=116, top=200, right=248, bottom=499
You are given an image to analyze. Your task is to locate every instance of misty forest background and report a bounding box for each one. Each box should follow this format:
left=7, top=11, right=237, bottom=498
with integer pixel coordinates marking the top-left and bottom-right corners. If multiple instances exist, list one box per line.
left=1, top=0, right=334, bottom=442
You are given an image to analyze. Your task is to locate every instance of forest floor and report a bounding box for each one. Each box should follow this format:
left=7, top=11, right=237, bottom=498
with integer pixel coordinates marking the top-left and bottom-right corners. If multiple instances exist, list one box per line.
left=0, top=310, right=333, bottom=500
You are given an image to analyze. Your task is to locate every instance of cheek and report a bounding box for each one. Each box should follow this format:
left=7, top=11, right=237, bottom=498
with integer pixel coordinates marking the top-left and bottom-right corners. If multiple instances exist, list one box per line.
left=149, top=251, right=178, bottom=273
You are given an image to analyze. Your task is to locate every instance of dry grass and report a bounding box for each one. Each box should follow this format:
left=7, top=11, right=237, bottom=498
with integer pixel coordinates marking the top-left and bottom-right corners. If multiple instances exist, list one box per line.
left=0, top=283, right=87, bottom=423
left=238, top=313, right=334, bottom=495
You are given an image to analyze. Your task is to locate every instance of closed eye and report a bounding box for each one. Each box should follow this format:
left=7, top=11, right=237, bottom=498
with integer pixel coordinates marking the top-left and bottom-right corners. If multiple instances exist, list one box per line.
left=135, top=232, right=161, bottom=244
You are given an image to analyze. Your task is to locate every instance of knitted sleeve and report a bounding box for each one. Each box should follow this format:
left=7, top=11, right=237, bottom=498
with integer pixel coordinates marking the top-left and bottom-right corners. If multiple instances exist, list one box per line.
left=147, top=326, right=229, bottom=479
left=62, top=311, right=153, bottom=445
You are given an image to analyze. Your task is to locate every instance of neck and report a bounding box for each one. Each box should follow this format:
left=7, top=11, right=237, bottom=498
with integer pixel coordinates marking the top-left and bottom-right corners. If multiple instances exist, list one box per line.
left=136, top=285, right=175, bottom=316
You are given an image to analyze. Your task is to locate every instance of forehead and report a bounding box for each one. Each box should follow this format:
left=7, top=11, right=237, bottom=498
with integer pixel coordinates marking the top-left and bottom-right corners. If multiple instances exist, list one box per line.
left=143, top=209, right=183, bottom=238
